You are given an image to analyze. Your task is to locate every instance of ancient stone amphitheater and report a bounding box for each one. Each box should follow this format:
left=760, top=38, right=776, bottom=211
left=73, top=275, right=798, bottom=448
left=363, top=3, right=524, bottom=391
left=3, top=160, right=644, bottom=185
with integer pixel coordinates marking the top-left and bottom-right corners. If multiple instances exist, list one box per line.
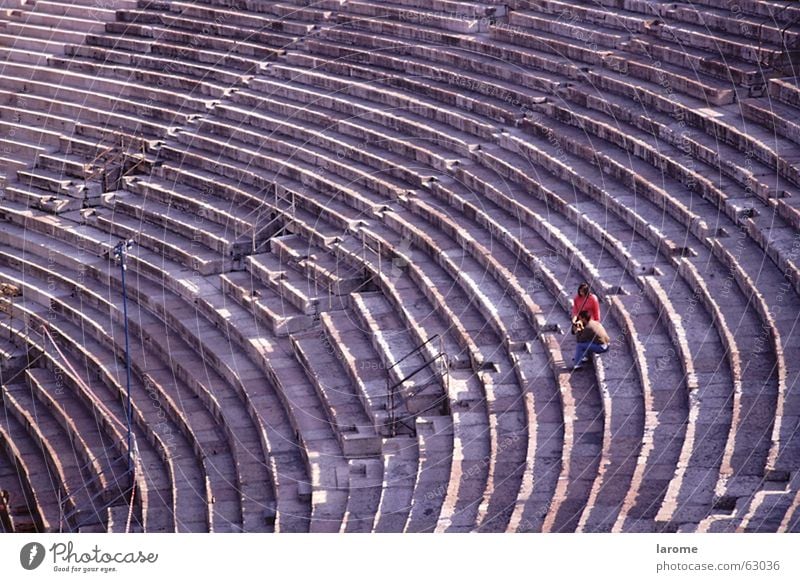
left=0, top=0, right=798, bottom=534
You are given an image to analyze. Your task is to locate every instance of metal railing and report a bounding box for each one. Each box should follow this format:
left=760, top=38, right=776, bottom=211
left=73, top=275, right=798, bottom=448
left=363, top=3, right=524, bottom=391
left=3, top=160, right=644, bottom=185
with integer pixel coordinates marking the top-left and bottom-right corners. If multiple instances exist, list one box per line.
left=386, top=334, right=449, bottom=437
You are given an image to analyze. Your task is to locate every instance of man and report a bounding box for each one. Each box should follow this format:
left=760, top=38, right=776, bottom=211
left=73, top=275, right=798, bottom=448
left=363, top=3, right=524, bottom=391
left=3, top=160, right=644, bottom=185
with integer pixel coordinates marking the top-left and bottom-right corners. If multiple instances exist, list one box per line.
left=571, top=310, right=610, bottom=370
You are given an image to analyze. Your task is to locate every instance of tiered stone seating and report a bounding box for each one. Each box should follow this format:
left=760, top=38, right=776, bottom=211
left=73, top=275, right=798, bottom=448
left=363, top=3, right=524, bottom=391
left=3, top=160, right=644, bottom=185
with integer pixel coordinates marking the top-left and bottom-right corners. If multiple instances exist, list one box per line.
left=585, top=69, right=800, bottom=186
left=7, top=294, right=211, bottom=531
left=333, top=0, right=502, bottom=34
left=0, top=11, right=86, bottom=53
left=0, top=437, right=38, bottom=531
left=770, top=77, right=800, bottom=109
left=0, top=115, right=60, bottom=184
left=548, top=92, right=800, bottom=279
left=319, top=238, right=477, bottom=534
left=576, top=298, right=645, bottom=532
left=468, top=120, right=708, bottom=532
left=0, top=387, right=61, bottom=532
left=172, top=0, right=328, bottom=22
left=122, top=172, right=272, bottom=246
left=127, top=290, right=309, bottom=533
left=0, top=92, right=170, bottom=150
left=83, top=197, right=233, bottom=276
left=1, top=61, right=211, bottom=113
left=781, top=486, right=800, bottom=532
left=345, top=290, right=461, bottom=533
left=422, top=169, right=625, bottom=534
left=403, top=185, right=599, bottom=533
left=643, top=15, right=794, bottom=72
left=214, top=333, right=349, bottom=532
left=303, top=31, right=555, bottom=121
left=359, top=236, right=517, bottom=532
left=741, top=98, right=800, bottom=146
left=221, top=270, right=312, bottom=337
left=261, top=60, right=496, bottom=144
left=116, top=6, right=300, bottom=48
left=696, top=239, right=799, bottom=532
left=25, top=206, right=317, bottom=524
left=520, top=113, right=752, bottom=528
left=0, top=206, right=300, bottom=528
left=438, top=173, right=648, bottom=532
left=541, top=349, right=602, bottom=533
left=3, top=135, right=148, bottom=214
left=636, top=276, right=712, bottom=530
left=0, top=0, right=219, bottom=175
left=1, top=297, right=166, bottom=532
left=174, top=92, right=512, bottom=360
left=670, top=0, right=800, bottom=22
left=319, top=308, right=421, bottom=532
left=351, top=292, right=442, bottom=416
left=54, top=203, right=352, bottom=533
left=24, top=367, right=132, bottom=525
left=291, top=329, right=382, bottom=457
left=331, top=255, right=455, bottom=534
left=152, top=2, right=756, bottom=536
left=408, top=415, right=454, bottom=532
left=440, top=154, right=660, bottom=536
left=320, top=310, right=389, bottom=429
left=2, top=0, right=798, bottom=534
left=280, top=17, right=776, bottom=438
left=294, top=4, right=792, bottom=350
left=735, top=472, right=800, bottom=532
left=524, top=97, right=795, bottom=493
left=57, top=293, right=260, bottom=533
left=610, top=292, right=689, bottom=532
left=2, top=380, right=111, bottom=530
left=502, top=347, right=560, bottom=533
left=246, top=252, right=350, bottom=315
left=291, top=328, right=385, bottom=531
left=510, top=107, right=792, bottom=528
left=216, top=118, right=580, bottom=532
left=193, top=54, right=560, bottom=376
left=372, top=436, right=417, bottom=532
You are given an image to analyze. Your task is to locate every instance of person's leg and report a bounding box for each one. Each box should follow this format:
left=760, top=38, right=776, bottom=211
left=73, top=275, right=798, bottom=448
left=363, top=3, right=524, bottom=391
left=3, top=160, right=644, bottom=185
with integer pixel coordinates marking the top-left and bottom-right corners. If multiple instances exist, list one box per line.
left=574, top=342, right=591, bottom=366
left=575, top=344, right=609, bottom=368
left=587, top=344, right=609, bottom=356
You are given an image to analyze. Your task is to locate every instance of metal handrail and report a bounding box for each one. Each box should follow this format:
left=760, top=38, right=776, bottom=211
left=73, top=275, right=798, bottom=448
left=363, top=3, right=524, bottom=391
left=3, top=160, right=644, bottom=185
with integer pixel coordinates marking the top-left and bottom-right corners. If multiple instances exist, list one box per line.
left=387, top=351, right=444, bottom=393
left=387, top=334, right=440, bottom=373
left=387, top=348, right=448, bottom=437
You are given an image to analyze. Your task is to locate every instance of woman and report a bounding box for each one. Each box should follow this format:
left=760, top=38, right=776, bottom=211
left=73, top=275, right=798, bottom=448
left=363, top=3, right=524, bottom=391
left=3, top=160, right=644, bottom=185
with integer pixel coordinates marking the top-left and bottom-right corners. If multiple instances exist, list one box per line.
left=571, top=283, right=601, bottom=324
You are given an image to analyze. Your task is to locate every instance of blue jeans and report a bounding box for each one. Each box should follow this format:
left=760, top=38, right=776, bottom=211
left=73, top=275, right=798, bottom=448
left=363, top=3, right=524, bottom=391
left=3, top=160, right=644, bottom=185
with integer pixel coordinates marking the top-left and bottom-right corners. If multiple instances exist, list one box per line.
left=574, top=342, right=609, bottom=365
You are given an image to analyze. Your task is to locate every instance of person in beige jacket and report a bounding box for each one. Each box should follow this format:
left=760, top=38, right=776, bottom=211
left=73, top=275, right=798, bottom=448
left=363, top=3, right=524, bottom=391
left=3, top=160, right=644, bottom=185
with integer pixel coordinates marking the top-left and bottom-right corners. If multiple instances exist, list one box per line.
left=571, top=310, right=611, bottom=370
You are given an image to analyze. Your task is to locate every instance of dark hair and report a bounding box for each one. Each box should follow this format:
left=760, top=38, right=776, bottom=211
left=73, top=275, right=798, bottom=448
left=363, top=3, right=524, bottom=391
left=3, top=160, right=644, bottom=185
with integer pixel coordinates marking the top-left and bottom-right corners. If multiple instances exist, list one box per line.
left=578, top=283, right=590, bottom=296
left=578, top=310, right=591, bottom=321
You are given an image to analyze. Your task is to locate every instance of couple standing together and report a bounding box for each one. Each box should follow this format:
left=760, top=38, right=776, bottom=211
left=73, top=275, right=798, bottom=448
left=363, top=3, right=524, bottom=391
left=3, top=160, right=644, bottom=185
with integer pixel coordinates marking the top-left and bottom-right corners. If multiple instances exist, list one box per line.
left=570, top=283, right=611, bottom=371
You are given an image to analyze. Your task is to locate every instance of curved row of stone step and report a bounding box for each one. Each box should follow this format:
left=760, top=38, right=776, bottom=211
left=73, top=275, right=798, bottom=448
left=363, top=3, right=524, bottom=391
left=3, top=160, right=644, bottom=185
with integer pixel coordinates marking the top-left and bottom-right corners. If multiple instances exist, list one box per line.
left=1, top=299, right=166, bottom=532
left=0, top=390, right=61, bottom=532
left=0, top=201, right=305, bottom=531
left=2, top=0, right=798, bottom=532
left=0, top=424, right=39, bottom=532
left=2, top=380, right=109, bottom=531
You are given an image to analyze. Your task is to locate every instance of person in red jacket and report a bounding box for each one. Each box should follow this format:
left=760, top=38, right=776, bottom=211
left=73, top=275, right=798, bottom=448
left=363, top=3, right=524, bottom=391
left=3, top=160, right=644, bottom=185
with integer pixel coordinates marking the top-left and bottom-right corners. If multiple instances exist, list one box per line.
left=571, top=283, right=601, bottom=324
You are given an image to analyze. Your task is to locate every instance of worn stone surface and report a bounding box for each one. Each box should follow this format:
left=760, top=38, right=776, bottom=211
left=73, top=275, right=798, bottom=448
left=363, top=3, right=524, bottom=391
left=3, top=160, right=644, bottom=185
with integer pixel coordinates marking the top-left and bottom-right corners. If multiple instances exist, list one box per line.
left=0, top=0, right=798, bottom=534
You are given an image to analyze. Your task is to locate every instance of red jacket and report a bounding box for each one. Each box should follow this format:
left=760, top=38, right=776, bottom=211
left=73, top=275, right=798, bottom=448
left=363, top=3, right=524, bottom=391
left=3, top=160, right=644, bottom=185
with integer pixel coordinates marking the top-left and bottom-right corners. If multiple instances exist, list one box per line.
left=572, top=293, right=601, bottom=321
